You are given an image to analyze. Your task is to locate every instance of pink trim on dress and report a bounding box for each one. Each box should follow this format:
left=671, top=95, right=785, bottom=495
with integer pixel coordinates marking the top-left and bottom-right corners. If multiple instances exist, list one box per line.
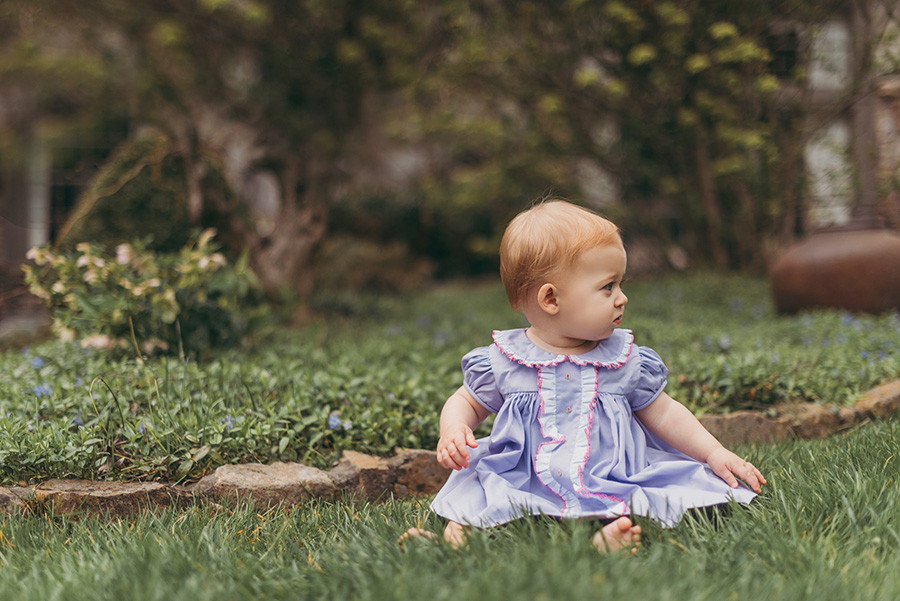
left=492, top=329, right=634, bottom=369
left=573, top=367, right=627, bottom=512
left=533, top=366, right=569, bottom=512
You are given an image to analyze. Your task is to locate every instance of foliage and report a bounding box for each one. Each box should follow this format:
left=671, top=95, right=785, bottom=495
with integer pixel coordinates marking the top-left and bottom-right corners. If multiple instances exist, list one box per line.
left=626, top=273, right=900, bottom=414
left=407, top=0, right=829, bottom=271
left=0, top=0, right=451, bottom=298
left=1, top=0, right=849, bottom=294
left=1, top=272, right=899, bottom=485
left=3, top=421, right=900, bottom=600
left=22, top=230, right=266, bottom=357
left=55, top=130, right=202, bottom=254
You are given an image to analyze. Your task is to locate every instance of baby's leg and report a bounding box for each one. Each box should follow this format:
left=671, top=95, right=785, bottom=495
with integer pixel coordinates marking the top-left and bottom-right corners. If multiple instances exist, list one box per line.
left=398, top=520, right=468, bottom=549
left=592, top=516, right=641, bottom=554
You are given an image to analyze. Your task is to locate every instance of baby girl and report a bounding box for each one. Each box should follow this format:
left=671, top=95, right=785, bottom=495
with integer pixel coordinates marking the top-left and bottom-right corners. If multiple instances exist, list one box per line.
left=404, top=199, right=764, bottom=552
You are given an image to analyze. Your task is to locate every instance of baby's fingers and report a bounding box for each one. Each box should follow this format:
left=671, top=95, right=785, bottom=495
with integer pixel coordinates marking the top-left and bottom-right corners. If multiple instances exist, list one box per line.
left=465, top=429, right=479, bottom=449
left=437, top=446, right=466, bottom=470
left=446, top=437, right=473, bottom=469
left=732, top=461, right=765, bottom=493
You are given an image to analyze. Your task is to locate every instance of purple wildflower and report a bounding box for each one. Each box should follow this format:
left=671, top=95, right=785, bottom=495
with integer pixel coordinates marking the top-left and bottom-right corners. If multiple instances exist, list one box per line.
left=31, top=357, right=45, bottom=369
left=32, top=384, right=52, bottom=398
left=327, top=411, right=342, bottom=430
left=220, top=415, right=235, bottom=430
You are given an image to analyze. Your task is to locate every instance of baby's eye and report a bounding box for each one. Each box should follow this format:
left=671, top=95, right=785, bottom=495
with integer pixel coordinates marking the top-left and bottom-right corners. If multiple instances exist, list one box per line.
left=601, top=283, right=614, bottom=291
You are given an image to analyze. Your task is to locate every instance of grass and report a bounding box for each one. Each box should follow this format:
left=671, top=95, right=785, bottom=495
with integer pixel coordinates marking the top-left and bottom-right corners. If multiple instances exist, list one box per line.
left=2, top=418, right=900, bottom=600
left=0, top=271, right=899, bottom=484
left=3, top=271, right=900, bottom=599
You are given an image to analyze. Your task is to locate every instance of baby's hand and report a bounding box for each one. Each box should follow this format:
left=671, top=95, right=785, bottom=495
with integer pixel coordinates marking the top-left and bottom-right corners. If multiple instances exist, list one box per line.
left=437, top=423, right=478, bottom=470
left=706, top=447, right=766, bottom=493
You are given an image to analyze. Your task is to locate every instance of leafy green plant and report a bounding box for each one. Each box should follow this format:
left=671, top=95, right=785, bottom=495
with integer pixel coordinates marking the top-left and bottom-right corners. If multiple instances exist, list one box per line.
left=22, top=230, right=266, bottom=357
left=1, top=272, right=899, bottom=485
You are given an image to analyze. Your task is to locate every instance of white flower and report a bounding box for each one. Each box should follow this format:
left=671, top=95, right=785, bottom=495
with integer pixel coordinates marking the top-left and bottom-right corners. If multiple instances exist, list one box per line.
left=51, top=281, right=66, bottom=294
left=81, top=334, right=111, bottom=349
left=199, top=253, right=227, bottom=270
left=145, top=278, right=161, bottom=288
left=197, top=228, right=217, bottom=249
left=83, top=270, right=98, bottom=284
left=116, top=244, right=133, bottom=265
left=76, top=243, right=92, bottom=254
left=76, top=255, right=91, bottom=268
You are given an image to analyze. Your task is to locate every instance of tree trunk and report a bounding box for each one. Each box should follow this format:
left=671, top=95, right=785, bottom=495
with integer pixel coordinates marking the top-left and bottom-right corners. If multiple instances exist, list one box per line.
left=236, top=158, right=328, bottom=300
left=695, top=139, right=729, bottom=268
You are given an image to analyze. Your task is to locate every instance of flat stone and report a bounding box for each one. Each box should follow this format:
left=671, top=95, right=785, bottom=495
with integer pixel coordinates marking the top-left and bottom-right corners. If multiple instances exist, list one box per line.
left=193, top=462, right=336, bottom=507
left=700, top=412, right=793, bottom=446
left=32, top=480, right=177, bottom=516
left=389, top=448, right=450, bottom=497
left=0, top=487, right=23, bottom=513
left=790, top=404, right=844, bottom=440
left=856, top=380, right=900, bottom=419
left=9, top=486, right=35, bottom=500
left=329, top=450, right=394, bottom=501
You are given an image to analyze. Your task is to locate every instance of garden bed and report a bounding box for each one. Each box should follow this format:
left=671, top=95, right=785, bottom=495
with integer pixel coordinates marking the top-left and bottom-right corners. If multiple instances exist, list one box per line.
left=1, top=272, right=899, bottom=485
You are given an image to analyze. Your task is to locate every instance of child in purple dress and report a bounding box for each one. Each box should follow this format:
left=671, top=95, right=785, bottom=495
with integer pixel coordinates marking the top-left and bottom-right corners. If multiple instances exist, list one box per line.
left=403, top=200, right=765, bottom=553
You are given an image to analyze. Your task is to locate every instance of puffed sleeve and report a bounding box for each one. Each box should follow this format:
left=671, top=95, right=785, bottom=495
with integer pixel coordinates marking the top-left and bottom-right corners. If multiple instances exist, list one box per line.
left=625, top=346, right=669, bottom=411
left=461, top=346, right=504, bottom=413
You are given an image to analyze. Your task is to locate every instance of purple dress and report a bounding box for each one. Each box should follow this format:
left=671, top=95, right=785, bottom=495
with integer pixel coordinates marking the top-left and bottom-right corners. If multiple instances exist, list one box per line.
left=429, top=328, right=757, bottom=528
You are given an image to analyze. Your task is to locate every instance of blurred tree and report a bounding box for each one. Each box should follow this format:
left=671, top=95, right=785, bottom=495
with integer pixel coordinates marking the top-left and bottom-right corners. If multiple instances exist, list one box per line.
left=6, top=0, right=900, bottom=295
left=2, top=0, right=446, bottom=298
left=413, top=0, right=827, bottom=271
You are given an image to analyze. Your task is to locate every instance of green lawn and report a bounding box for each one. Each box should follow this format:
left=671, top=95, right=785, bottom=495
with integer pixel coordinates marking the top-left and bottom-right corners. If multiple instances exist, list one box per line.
left=1, top=272, right=899, bottom=484
left=3, top=271, right=900, bottom=599
left=2, top=418, right=900, bottom=600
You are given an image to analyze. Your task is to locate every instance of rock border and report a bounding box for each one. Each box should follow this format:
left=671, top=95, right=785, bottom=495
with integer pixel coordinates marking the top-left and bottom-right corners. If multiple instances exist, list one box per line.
left=3, top=380, right=900, bottom=518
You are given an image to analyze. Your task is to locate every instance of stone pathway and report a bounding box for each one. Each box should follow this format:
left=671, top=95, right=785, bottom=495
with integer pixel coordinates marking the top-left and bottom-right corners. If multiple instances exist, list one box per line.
left=2, top=380, right=899, bottom=519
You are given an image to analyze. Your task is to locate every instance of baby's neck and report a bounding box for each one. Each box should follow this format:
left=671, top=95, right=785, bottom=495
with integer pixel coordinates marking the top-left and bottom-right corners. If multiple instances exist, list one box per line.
left=525, top=327, right=599, bottom=356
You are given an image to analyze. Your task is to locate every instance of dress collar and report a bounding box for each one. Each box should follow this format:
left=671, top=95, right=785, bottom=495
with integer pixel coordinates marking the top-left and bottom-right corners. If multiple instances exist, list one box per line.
left=492, top=328, right=633, bottom=368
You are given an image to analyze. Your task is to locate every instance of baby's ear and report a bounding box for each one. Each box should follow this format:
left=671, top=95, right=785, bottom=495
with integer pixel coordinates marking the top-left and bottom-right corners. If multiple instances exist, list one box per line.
left=536, top=283, right=560, bottom=315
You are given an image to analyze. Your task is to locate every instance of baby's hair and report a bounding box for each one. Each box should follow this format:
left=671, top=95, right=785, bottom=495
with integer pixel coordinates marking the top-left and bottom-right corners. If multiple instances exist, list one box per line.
left=499, top=199, right=622, bottom=311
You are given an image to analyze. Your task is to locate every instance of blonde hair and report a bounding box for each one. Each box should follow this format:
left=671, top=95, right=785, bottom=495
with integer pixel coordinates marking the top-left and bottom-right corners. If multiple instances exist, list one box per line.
left=499, top=199, right=622, bottom=310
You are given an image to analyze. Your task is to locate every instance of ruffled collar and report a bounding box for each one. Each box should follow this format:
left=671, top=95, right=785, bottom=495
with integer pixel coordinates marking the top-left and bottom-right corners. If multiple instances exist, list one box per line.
left=492, top=328, right=633, bottom=368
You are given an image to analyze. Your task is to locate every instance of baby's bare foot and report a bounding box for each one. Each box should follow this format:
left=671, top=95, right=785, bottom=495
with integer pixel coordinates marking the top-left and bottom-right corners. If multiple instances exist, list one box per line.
left=442, top=520, right=467, bottom=549
left=592, top=517, right=641, bottom=554
left=397, top=528, right=438, bottom=548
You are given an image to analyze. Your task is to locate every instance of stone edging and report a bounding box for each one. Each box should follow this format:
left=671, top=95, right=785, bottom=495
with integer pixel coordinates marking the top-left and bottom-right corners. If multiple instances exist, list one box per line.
left=3, top=380, right=900, bottom=518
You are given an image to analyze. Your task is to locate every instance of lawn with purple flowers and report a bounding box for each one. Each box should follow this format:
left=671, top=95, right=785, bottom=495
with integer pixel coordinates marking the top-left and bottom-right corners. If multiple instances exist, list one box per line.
left=0, top=272, right=898, bottom=486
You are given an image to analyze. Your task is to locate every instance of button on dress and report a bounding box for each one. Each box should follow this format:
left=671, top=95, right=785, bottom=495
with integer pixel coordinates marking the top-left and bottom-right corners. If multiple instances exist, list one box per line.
left=429, top=328, right=757, bottom=527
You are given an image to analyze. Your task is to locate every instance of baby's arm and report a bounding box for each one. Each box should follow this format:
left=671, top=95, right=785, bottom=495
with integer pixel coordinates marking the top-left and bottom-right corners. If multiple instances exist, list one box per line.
left=635, top=392, right=766, bottom=493
left=436, top=386, right=491, bottom=470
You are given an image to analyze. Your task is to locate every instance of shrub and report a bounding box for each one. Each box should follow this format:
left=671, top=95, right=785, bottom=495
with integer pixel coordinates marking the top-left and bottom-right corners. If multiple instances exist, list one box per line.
left=22, top=230, right=266, bottom=357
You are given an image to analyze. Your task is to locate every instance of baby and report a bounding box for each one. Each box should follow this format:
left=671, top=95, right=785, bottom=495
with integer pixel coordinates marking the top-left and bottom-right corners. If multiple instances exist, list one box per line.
left=403, top=199, right=764, bottom=552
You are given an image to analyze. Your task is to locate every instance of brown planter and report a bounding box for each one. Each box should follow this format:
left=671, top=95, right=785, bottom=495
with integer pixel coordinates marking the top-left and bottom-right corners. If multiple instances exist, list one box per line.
left=770, top=227, right=900, bottom=314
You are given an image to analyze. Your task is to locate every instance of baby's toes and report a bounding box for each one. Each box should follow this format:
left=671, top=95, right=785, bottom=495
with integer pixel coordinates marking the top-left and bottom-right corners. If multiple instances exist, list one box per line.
left=397, top=528, right=437, bottom=549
